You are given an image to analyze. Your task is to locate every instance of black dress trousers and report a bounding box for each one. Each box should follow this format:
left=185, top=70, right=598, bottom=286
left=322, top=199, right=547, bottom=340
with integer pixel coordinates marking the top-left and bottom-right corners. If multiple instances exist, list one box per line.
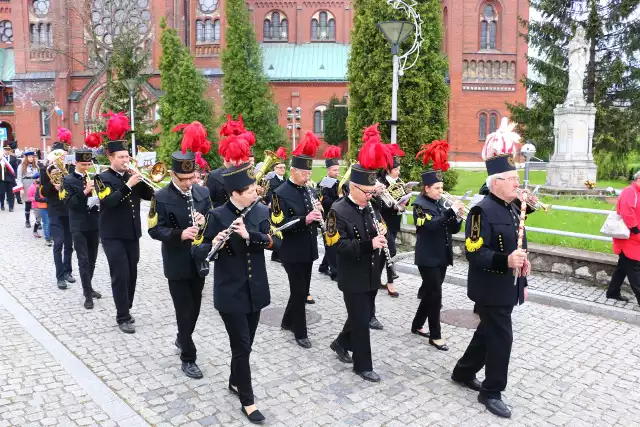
left=168, top=277, right=205, bottom=362
left=616, top=252, right=640, bottom=304
left=452, top=305, right=514, bottom=399
left=50, top=215, right=73, bottom=280
left=411, top=265, right=447, bottom=339
left=219, top=311, right=261, bottom=407
left=101, top=238, right=139, bottom=324
left=281, top=262, right=313, bottom=339
left=0, top=181, right=14, bottom=209
left=337, top=290, right=377, bottom=372
left=72, top=231, right=99, bottom=296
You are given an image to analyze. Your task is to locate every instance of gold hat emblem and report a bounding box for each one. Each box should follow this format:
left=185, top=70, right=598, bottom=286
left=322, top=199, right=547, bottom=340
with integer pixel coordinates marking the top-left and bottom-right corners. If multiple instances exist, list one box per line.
left=247, top=165, right=256, bottom=179
left=81, top=152, right=92, bottom=162
left=436, top=170, right=444, bottom=180
left=306, top=159, right=313, bottom=169
left=182, top=160, right=194, bottom=172
left=507, top=156, right=515, bottom=167
left=367, top=173, right=377, bottom=185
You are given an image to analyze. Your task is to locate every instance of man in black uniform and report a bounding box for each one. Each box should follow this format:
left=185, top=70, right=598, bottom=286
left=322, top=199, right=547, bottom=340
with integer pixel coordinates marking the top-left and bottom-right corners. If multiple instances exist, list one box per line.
left=148, top=150, right=210, bottom=378
left=96, top=136, right=154, bottom=334
left=0, top=142, right=18, bottom=211
left=451, top=124, right=528, bottom=419
left=377, top=158, right=404, bottom=297
left=317, top=146, right=341, bottom=280
left=205, top=160, right=232, bottom=208
left=43, top=142, right=76, bottom=289
left=271, top=133, right=321, bottom=348
left=326, top=162, right=389, bottom=383
left=62, top=149, right=102, bottom=309
left=265, top=160, right=287, bottom=263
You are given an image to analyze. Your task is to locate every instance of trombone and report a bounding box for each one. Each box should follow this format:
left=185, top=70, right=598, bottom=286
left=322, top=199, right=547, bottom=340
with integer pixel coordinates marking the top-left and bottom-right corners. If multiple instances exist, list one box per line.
left=127, top=159, right=168, bottom=192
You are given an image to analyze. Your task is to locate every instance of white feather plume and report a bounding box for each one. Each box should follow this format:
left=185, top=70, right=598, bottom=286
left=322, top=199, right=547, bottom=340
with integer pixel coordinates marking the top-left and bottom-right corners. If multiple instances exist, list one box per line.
left=482, top=117, right=521, bottom=161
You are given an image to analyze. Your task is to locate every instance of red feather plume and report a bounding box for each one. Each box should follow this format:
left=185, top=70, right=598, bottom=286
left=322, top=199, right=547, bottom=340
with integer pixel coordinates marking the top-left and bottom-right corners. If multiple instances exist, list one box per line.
left=57, top=127, right=72, bottom=144
left=416, top=140, right=450, bottom=171
left=218, top=134, right=251, bottom=165
left=219, top=114, right=256, bottom=146
left=388, top=144, right=405, bottom=157
left=102, top=111, right=130, bottom=140
left=84, top=132, right=103, bottom=149
left=358, top=124, right=392, bottom=170
left=292, top=131, right=320, bottom=157
left=195, top=152, right=210, bottom=172
left=275, top=146, right=287, bottom=161
left=323, top=145, right=342, bottom=159
left=173, top=121, right=212, bottom=155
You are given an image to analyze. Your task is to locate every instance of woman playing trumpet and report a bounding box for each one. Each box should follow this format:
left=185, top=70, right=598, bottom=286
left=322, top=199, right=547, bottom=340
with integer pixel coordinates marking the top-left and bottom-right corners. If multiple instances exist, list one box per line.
left=410, top=141, right=464, bottom=351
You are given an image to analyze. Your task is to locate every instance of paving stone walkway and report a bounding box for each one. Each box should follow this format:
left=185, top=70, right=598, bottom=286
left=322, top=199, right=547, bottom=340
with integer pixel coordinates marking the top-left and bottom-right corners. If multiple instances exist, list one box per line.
left=1, top=208, right=640, bottom=426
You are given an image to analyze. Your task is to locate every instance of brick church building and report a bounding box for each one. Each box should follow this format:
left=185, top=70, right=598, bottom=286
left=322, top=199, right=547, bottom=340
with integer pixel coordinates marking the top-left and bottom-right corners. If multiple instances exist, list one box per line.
left=0, top=0, right=526, bottom=162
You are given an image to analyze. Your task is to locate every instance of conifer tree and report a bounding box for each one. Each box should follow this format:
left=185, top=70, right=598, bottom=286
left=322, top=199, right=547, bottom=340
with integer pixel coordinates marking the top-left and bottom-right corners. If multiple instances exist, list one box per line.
left=323, top=95, right=348, bottom=146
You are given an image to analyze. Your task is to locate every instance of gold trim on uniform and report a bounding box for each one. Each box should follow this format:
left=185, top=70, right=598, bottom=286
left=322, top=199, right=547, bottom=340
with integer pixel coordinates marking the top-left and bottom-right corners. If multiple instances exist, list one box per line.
left=465, top=209, right=484, bottom=252
left=58, top=188, right=67, bottom=201
left=270, top=193, right=284, bottom=224
left=324, top=210, right=340, bottom=246
left=148, top=196, right=158, bottom=228
left=414, top=205, right=430, bottom=226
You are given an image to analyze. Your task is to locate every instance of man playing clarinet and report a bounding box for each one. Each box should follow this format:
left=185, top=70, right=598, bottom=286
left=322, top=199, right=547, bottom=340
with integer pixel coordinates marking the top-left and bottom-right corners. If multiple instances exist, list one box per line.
left=451, top=118, right=528, bottom=418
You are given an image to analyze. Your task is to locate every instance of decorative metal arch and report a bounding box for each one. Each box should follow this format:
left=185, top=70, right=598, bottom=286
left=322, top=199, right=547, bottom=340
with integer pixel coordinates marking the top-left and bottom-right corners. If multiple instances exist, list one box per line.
left=386, top=0, right=424, bottom=75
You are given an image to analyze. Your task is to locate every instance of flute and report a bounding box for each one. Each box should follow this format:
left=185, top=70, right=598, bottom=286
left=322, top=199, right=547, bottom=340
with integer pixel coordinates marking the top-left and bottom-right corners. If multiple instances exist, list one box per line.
left=514, top=191, right=528, bottom=285
left=367, top=201, right=394, bottom=272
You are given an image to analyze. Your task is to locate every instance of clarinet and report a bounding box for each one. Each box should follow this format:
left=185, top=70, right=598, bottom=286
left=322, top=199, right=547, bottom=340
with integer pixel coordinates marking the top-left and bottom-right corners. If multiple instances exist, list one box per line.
left=366, top=201, right=394, bottom=271
left=187, top=189, right=207, bottom=246
left=204, top=196, right=263, bottom=263
left=306, top=185, right=326, bottom=233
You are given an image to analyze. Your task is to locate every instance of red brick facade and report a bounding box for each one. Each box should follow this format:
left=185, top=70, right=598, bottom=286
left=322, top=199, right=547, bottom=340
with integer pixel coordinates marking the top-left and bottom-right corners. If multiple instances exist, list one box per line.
left=4, top=0, right=525, bottom=163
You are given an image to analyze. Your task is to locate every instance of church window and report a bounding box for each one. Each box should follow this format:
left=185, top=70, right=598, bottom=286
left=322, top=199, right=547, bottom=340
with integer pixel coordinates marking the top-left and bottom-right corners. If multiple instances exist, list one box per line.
left=0, top=21, right=13, bottom=44
left=199, top=0, right=218, bottom=13
left=479, top=113, right=487, bottom=140
left=264, top=11, right=288, bottom=41
left=32, top=0, right=51, bottom=17
left=480, top=4, right=498, bottom=50
left=314, top=105, right=327, bottom=136
left=489, top=113, right=498, bottom=133
left=311, top=11, right=336, bottom=41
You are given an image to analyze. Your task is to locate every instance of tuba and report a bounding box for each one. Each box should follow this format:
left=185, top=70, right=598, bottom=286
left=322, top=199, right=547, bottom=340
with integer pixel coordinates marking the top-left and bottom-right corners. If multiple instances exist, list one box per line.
left=46, top=149, right=68, bottom=187
left=255, top=150, right=280, bottom=194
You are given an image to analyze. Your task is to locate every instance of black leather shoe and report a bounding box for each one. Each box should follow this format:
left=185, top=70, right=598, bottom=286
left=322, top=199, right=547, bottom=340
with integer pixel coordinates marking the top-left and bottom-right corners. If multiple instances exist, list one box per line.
left=330, top=273, right=338, bottom=282
left=607, top=294, right=630, bottom=302
left=57, top=280, right=67, bottom=290
left=330, top=340, right=352, bottom=363
left=8, top=208, right=13, bottom=212
left=451, top=374, right=482, bottom=391
left=478, top=394, right=511, bottom=418
left=129, top=316, right=135, bottom=324
left=84, top=297, right=94, bottom=309
left=118, top=321, right=135, bottom=334
left=25, top=221, right=31, bottom=228
left=64, top=274, right=76, bottom=283
left=305, top=296, right=315, bottom=304
left=91, top=290, right=102, bottom=299
left=241, top=406, right=266, bottom=423
left=429, top=339, right=449, bottom=351
left=318, top=266, right=330, bottom=275
left=296, top=338, right=312, bottom=348
left=387, top=288, right=400, bottom=298
left=16, top=200, right=23, bottom=205
left=411, top=329, right=430, bottom=338
left=369, top=317, right=383, bottom=330
left=355, top=370, right=381, bottom=382
left=181, top=362, right=203, bottom=379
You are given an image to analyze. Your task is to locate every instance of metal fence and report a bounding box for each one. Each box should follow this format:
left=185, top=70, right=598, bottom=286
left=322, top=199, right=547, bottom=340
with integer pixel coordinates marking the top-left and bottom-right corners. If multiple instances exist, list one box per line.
left=400, top=193, right=614, bottom=242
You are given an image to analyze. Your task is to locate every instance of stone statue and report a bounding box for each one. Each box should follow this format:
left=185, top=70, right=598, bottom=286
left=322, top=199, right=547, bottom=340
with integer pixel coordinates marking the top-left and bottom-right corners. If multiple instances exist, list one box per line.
left=565, top=27, right=589, bottom=106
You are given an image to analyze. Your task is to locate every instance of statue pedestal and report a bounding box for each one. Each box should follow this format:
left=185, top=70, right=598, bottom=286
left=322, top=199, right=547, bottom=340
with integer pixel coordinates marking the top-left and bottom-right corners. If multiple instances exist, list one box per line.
left=545, top=103, right=598, bottom=189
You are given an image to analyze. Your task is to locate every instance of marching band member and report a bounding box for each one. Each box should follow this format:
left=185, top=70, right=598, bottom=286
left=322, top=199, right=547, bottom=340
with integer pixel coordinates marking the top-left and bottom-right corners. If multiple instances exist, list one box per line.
left=377, top=148, right=405, bottom=297
left=265, top=148, right=287, bottom=263
left=451, top=118, right=528, bottom=419
left=271, top=132, right=321, bottom=348
left=197, top=133, right=280, bottom=423
left=317, top=145, right=342, bottom=280
left=62, top=148, right=102, bottom=309
left=42, top=135, right=76, bottom=290
left=17, top=149, right=40, bottom=227
left=326, top=123, right=392, bottom=382
left=410, top=141, right=463, bottom=351
left=148, top=138, right=211, bottom=378
left=1, top=142, right=18, bottom=211
left=96, top=112, right=154, bottom=334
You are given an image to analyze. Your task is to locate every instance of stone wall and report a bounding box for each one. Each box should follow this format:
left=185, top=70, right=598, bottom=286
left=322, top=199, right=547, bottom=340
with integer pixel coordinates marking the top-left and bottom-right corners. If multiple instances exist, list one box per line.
left=398, top=225, right=619, bottom=286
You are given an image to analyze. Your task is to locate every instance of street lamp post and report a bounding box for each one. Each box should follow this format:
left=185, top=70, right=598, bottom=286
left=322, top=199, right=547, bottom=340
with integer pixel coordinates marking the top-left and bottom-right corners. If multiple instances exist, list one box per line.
left=521, top=141, right=536, bottom=188
left=122, top=79, right=139, bottom=158
left=286, top=106, right=302, bottom=150
left=377, top=20, right=415, bottom=144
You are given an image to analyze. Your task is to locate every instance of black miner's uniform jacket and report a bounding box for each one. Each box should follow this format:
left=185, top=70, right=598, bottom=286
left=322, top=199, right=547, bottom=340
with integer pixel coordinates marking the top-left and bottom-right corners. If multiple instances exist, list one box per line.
left=62, top=172, right=99, bottom=232
left=412, top=194, right=461, bottom=267
left=378, top=177, right=403, bottom=233
left=265, top=174, right=285, bottom=205
left=326, top=197, right=384, bottom=293
left=199, top=202, right=281, bottom=313
left=271, top=179, right=319, bottom=263
left=41, top=164, right=73, bottom=217
left=318, top=178, right=339, bottom=218
left=465, top=193, right=527, bottom=306
left=148, top=184, right=211, bottom=280
left=96, top=168, right=154, bottom=240
left=206, top=166, right=229, bottom=208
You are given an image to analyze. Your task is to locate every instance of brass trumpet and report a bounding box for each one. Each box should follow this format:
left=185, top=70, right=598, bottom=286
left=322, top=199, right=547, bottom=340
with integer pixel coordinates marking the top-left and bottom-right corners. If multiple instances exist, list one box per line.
left=441, top=191, right=471, bottom=220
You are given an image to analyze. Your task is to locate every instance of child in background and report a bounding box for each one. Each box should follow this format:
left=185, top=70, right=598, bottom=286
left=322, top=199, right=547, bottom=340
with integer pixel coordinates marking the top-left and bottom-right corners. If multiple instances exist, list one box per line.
left=27, top=177, right=41, bottom=238
left=32, top=174, right=51, bottom=245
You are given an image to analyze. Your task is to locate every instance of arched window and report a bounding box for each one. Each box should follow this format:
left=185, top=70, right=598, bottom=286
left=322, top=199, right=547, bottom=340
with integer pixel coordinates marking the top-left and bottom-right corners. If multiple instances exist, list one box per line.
left=479, top=113, right=487, bottom=140
left=314, top=105, right=327, bottom=136
left=196, top=20, right=204, bottom=42
left=480, top=4, right=498, bottom=50
left=204, top=19, right=213, bottom=42
left=264, top=11, right=288, bottom=41
left=311, top=11, right=336, bottom=41
left=0, top=21, right=13, bottom=44
left=213, top=20, right=220, bottom=41
left=489, top=113, right=498, bottom=133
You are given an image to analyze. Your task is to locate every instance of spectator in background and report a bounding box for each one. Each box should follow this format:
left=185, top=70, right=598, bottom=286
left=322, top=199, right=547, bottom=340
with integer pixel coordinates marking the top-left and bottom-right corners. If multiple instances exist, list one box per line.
left=611, top=170, right=640, bottom=306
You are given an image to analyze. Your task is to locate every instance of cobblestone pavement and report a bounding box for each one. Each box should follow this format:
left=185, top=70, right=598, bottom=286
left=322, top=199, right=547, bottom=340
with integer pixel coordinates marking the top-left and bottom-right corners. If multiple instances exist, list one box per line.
left=2, top=208, right=640, bottom=426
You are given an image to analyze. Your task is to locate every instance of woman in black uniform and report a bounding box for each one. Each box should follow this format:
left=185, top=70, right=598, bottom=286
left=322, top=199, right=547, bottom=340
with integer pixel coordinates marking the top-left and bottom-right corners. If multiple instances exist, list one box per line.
left=410, top=141, right=464, bottom=351
left=199, top=135, right=281, bottom=423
